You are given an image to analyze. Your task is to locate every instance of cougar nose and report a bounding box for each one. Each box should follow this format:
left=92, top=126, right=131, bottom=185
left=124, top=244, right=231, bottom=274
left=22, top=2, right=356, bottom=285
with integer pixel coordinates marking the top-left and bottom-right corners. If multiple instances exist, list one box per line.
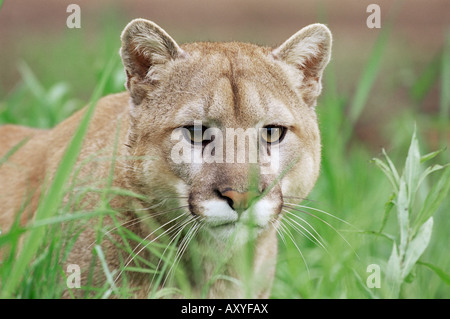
left=220, top=189, right=259, bottom=212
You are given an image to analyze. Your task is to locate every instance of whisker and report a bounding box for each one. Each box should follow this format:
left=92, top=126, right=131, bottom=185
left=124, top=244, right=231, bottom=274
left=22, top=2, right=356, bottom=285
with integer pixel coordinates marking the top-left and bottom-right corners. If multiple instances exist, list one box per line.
left=277, top=221, right=310, bottom=277
left=283, top=196, right=317, bottom=203
left=133, top=204, right=189, bottom=214
left=113, top=212, right=188, bottom=285
left=150, top=216, right=198, bottom=289
left=135, top=196, right=189, bottom=206
left=282, top=210, right=328, bottom=252
left=283, top=209, right=328, bottom=246
left=283, top=205, right=359, bottom=259
left=281, top=213, right=312, bottom=243
left=87, top=205, right=189, bottom=249
left=270, top=219, right=287, bottom=246
left=284, top=202, right=354, bottom=227
left=162, top=220, right=202, bottom=289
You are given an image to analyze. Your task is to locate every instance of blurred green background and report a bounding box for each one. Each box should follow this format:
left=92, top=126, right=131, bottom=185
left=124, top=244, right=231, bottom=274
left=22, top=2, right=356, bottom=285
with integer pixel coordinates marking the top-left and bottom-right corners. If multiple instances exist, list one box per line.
left=0, top=0, right=449, bottom=298
left=0, top=0, right=448, bottom=145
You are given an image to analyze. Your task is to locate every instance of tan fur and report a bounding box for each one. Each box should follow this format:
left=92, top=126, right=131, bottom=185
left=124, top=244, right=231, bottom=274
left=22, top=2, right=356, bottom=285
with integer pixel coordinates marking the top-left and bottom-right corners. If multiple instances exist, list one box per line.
left=0, top=19, right=331, bottom=298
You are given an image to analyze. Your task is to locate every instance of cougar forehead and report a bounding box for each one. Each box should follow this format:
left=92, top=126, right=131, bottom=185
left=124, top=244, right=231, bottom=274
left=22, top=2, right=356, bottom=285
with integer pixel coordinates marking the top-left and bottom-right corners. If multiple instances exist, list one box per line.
left=158, top=42, right=303, bottom=129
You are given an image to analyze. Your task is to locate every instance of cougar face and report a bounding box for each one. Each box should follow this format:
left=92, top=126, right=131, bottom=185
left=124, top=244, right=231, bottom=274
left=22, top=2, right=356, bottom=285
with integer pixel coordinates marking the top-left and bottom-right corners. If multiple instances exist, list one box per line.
left=120, top=20, right=331, bottom=243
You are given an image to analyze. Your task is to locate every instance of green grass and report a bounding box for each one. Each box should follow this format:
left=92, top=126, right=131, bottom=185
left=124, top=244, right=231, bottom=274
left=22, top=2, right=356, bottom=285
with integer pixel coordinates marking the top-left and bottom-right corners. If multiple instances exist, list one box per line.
left=0, top=54, right=118, bottom=298
left=271, top=25, right=450, bottom=299
left=0, top=18, right=449, bottom=299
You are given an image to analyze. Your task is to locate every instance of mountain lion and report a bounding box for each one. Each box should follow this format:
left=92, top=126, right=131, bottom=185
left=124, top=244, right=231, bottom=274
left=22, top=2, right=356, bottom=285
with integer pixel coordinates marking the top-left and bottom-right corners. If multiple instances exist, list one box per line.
left=0, top=19, right=331, bottom=298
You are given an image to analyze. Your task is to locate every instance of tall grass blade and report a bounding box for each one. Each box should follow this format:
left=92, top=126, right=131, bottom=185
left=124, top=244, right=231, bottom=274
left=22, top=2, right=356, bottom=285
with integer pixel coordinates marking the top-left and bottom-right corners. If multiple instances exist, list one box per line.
left=440, top=31, right=450, bottom=120
left=402, top=217, right=433, bottom=279
left=396, top=178, right=409, bottom=258
left=0, top=55, right=117, bottom=298
left=403, top=127, right=421, bottom=205
left=417, top=261, right=450, bottom=286
left=420, top=148, right=445, bottom=164
left=0, top=137, right=29, bottom=169
left=348, top=24, right=390, bottom=129
left=410, top=51, right=441, bottom=102
left=95, top=245, right=119, bottom=298
left=386, top=243, right=402, bottom=297
left=414, top=165, right=450, bottom=232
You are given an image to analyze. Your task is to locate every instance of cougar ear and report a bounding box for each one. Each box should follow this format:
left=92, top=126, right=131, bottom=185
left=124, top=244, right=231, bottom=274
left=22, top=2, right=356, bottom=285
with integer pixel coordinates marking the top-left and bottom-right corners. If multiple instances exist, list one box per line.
left=272, top=24, right=332, bottom=106
left=120, top=19, right=186, bottom=104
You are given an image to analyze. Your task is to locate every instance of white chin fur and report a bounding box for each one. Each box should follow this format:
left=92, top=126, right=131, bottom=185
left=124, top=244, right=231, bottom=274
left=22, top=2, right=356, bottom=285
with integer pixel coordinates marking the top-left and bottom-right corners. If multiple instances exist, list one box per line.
left=201, top=198, right=277, bottom=242
left=202, top=200, right=238, bottom=226
left=240, top=198, right=277, bottom=228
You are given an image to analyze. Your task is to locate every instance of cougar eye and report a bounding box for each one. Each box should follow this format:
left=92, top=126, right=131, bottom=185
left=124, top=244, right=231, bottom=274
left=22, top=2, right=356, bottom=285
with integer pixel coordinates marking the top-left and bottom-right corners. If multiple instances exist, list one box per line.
left=261, top=126, right=287, bottom=144
left=183, top=125, right=208, bottom=145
